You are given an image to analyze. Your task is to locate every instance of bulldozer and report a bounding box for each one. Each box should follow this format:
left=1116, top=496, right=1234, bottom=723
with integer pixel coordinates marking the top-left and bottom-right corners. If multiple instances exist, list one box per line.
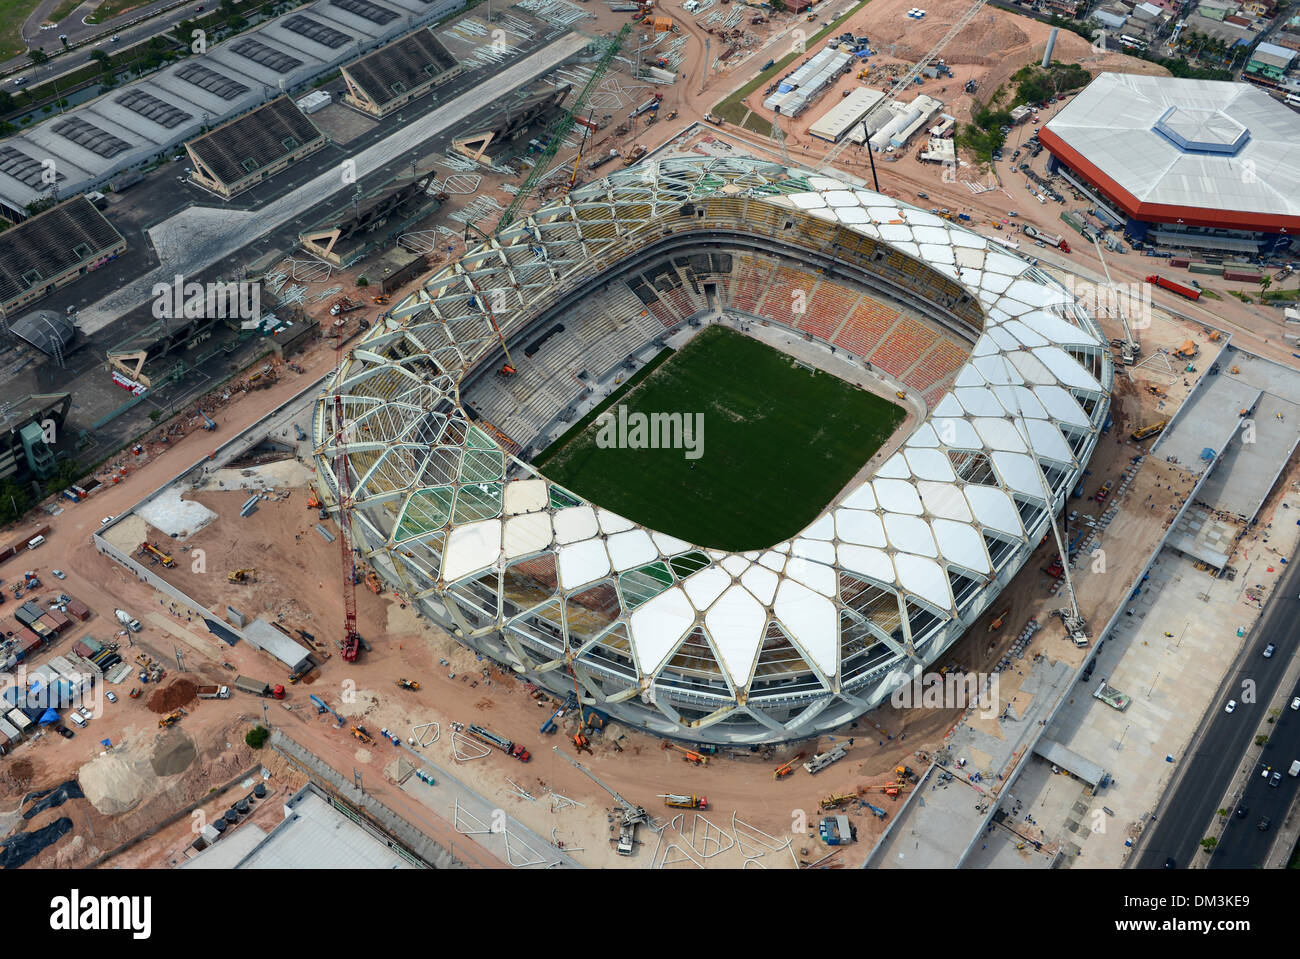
left=364, top=570, right=383, bottom=594
left=228, top=568, right=257, bottom=583
left=397, top=678, right=420, bottom=691
left=158, top=709, right=184, bottom=728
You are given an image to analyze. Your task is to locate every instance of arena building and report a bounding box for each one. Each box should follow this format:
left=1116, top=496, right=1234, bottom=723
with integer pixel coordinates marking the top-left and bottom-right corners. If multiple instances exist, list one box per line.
left=1040, top=73, right=1300, bottom=256
left=314, top=156, right=1113, bottom=745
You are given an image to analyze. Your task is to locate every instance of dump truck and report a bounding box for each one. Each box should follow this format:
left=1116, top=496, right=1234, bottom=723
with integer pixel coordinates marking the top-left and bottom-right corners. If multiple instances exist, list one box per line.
left=803, top=743, right=849, bottom=775
left=1146, top=274, right=1201, bottom=302
left=661, top=794, right=708, bottom=809
left=702, top=112, right=724, bottom=126
left=467, top=723, right=531, bottom=762
left=197, top=685, right=230, bottom=699
left=234, top=675, right=285, bottom=699
left=329, top=295, right=364, bottom=316
left=114, top=609, right=142, bottom=633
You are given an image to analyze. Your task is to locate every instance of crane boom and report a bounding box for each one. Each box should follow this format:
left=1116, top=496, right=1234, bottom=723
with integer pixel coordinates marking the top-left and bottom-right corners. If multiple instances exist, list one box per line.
left=817, top=0, right=989, bottom=174
left=497, top=25, right=630, bottom=231
left=332, top=391, right=361, bottom=662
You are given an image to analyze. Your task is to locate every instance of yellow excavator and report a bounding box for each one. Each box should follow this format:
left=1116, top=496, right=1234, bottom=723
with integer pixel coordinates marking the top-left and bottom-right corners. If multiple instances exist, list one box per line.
left=228, top=568, right=257, bottom=583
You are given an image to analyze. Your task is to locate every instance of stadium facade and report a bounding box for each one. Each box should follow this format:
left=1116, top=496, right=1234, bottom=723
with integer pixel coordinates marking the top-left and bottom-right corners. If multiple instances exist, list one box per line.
left=314, top=157, right=1113, bottom=744
left=1041, top=73, right=1300, bottom=257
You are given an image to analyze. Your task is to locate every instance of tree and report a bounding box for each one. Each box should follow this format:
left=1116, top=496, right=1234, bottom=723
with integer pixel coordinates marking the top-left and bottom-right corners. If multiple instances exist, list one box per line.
left=29, top=49, right=48, bottom=68
left=245, top=725, right=270, bottom=749
left=1200, top=836, right=1218, bottom=852
left=1260, top=276, right=1272, bottom=300
left=0, top=90, right=14, bottom=113
left=90, top=49, right=111, bottom=73
left=770, top=0, right=786, bottom=10
left=0, top=479, right=31, bottom=525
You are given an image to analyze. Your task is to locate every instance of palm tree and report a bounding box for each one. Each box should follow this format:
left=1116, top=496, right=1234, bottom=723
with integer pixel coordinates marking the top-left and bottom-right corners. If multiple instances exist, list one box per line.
left=1260, top=275, right=1272, bottom=300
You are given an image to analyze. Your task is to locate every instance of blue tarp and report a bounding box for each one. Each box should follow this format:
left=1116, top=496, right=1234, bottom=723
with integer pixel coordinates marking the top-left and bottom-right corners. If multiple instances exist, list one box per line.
left=38, top=708, right=58, bottom=726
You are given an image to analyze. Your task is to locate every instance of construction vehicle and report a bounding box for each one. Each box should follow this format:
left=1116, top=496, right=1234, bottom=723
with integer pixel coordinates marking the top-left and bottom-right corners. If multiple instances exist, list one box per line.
left=573, top=731, right=593, bottom=755
left=115, top=609, right=142, bottom=633
left=158, top=709, right=183, bottom=728
left=364, top=570, right=382, bottom=594
left=1021, top=224, right=1070, bottom=252
left=622, top=144, right=647, bottom=167
left=310, top=693, right=345, bottom=726
left=352, top=725, right=375, bottom=745
left=1094, top=480, right=1114, bottom=503
left=330, top=391, right=362, bottom=663
left=498, top=25, right=628, bottom=231
left=197, top=685, right=230, bottom=699
left=803, top=743, right=849, bottom=775
left=881, top=781, right=906, bottom=798
left=864, top=802, right=889, bottom=820
left=196, top=406, right=217, bottom=431
left=774, top=752, right=806, bottom=779
left=1173, top=339, right=1199, bottom=360
left=819, top=815, right=857, bottom=845
left=820, top=794, right=856, bottom=810
left=553, top=746, right=648, bottom=855
left=227, top=567, right=257, bottom=583
left=236, top=675, right=285, bottom=699
left=1045, top=555, right=1064, bottom=579
left=661, top=794, right=707, bottom=809
left=1092, top=236, right=1140, bottom=364
left=895, top=390, right=907, bottom=399
left=397, top=677, right=420, bottom=691
left=540, top=691, right=578, bottom=734
left=896, top=765, right=918, bottom=784
left=702, top=112, right=724, bottom=126
left=662, top=740, right=708, bottom=765
left=139, top=542, right=176, bottom=568
left=629, top=93, right=664, bottom=119
left=1145, top=384, right=1167, bottom=398
left=987, top=608, right=1010, bottom=632
left=129, top=687, right=141, bottom=699
left=467, top=723, right=531, bottom=762
left=1146, top=274, right=1201, bottom=302
left=373, top=294, right=391, bottom=305
left=329, top=295, right=364, bottom=316
left=664, top=108, right=678, bottom=121
left=1131, top=420, right=1167, bottom=442
left=306, top=486, right=322, bottom=510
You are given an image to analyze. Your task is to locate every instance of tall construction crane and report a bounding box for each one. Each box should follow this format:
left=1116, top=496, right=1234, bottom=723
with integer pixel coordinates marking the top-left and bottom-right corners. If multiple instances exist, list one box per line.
left=331, top=381, right=362, bottom=662
left=816, top=0, right=990, bottom=176
left=1090, top=234, right=1140, bottom=365
left=993, top=350, right=1088, bottom=645
left=497, top=24, right=631, bottom=231
left=553, top=745, right=648, bottom=855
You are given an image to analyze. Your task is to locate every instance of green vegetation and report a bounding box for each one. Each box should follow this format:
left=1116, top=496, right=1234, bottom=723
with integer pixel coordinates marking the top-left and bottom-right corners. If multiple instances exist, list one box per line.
left=1199, top=289, right=1222, bottom=301
left=0, top=478, right=32, bottom=526
left=245, top=725, right=270, bottom=749
left=960, top=62, right=1091, bottom=165
left=1229, top=291, right=1254, bottom=304
left=712, top=0, right=872, bottom=127
left=535, top=326, right=905, bottom=551
left=48, top=0, right=80, bottom=21
left=0, top=0, right=44, bottom=61
left=86, top=0, right=155, bottom=23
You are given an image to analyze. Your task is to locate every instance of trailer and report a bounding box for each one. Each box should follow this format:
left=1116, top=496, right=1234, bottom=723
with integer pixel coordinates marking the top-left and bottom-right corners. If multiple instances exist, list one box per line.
left=233, top=675, right=284, bottom=699
left=1092, top=678, right=1132, bottom=711
left=1146, top=274, right=1201, bottom=302
left=1022, top=224, right=1071, bottom=253
left=467, top=723, right=531, bottom=762
left=803, top=743, right=849, bottom=775
left=197, top=685, right=230, bottom=699
left=661, top=793, right=708, bottom=809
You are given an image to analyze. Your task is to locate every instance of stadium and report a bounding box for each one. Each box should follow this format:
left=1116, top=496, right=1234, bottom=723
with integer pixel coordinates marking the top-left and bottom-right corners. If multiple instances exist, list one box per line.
left=313, top=155, right=1113, bottom=745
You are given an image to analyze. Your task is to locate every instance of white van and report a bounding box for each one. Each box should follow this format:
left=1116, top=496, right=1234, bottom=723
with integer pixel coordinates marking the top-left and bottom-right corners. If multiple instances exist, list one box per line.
left=26, top=535, right=45, bottom=550
left=1289, top=760, right=1300, bottom=777
left=69, top=713, right=86, bottom=728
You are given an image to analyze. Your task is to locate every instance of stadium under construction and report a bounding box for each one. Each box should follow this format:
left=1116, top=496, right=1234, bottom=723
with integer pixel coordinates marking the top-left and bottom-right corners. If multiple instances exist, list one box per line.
left=313, top=156, right=1113, bottom=745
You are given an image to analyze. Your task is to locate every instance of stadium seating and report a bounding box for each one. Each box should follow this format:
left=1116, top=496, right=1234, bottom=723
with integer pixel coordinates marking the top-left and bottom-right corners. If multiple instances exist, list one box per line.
left=867, top=317, right=938, bottom=378
left=830, top=296, right=901, bottom=358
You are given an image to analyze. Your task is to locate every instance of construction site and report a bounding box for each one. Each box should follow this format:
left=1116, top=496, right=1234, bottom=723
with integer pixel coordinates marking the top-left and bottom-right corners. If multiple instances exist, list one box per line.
left=1, top=0, right=1299, bottom=878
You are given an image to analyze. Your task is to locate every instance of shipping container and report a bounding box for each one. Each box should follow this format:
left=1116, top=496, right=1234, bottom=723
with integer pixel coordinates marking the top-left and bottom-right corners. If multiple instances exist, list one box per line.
left=5, top=708, right=30, bottom=731
left=81, top=636, right=103, bottom=654
left=66, top=600, right=91, bottom=621
left=72, top=641, right=93, bottom=658
left=36, top=614, right=61, bottom=636
left=1169, top=257, right=1190, bottom=268
left=13, top=607, right=39, bottom=628
left=46, top=609, right=71, bottom=631
left=0, top=716, right=20, bottom=743
left=1188, top=262, right=1224, bottom=276
left=18, top=629, right=42, bottom=653
left=1223, top=270, right=1262, bottom=283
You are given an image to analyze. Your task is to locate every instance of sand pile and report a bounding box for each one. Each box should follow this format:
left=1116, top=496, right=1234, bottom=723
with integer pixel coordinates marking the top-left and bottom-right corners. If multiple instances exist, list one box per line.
left=79, top=751, right=156, bottom=816
left=147, top=678, right=198, bottom=713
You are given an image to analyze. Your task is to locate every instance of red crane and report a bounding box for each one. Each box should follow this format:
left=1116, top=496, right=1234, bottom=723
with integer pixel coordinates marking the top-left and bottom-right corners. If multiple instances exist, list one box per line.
left=332, top=392, right=361, bottom=662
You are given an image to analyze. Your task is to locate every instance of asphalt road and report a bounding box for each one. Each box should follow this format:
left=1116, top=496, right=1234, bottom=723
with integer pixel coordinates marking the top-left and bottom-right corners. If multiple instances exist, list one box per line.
left=8, top=0, right=195, bottom=81
left=1137, top=539, right=1300, bottom=869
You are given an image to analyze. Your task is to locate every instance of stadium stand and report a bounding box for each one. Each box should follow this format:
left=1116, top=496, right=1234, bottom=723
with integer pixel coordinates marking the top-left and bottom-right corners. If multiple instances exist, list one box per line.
left=342, top=28, right=462, bottom=118
left=185, top=96, right=325, bottom=199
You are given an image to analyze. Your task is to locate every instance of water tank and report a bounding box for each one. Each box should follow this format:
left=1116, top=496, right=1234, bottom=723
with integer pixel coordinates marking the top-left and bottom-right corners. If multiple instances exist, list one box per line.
left=253, top=783, right=267, bottom=798
left=213, top=818, right=228, bottom=833
left=234, top=799, right=250, bottom=814
left=223, top=809, right=239, bottom=824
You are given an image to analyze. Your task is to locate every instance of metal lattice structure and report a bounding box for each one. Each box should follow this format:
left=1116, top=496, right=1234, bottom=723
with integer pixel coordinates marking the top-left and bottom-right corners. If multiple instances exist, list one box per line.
left=313, top=156, right=1113, bottom=744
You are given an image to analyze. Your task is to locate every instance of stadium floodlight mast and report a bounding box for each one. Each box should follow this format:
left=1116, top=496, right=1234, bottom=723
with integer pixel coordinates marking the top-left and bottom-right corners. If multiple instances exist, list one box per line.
left=992, top=349, right=1088, bottom=643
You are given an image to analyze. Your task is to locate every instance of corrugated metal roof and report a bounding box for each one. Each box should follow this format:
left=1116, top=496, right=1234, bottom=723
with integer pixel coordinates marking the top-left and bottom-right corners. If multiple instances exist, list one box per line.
left=1042, top=73, right=1300, bottom=219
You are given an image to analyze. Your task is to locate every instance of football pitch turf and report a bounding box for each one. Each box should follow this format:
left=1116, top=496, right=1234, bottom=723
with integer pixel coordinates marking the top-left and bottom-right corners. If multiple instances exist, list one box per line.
left=533, top=326, right=906, bottom=551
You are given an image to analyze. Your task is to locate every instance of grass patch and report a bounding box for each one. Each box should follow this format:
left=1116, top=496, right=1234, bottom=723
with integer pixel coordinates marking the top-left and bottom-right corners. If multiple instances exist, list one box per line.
left=0, top=0, right=45, bottom=61
left=1198, top=289, right=1222, bottom=301
left=535, top=325, right=905, bottom=550
left=85, top=0, right=153, bottom=23
left=49, top=0, right=80, bottom=22
left=712, top=0, right=871, bottom=127
left=1229, top=291, right=1254, bottom=304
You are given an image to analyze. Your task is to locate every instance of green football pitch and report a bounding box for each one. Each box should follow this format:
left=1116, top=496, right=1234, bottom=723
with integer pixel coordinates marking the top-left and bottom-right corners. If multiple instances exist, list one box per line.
left=532, top=325, right=906, bottom=551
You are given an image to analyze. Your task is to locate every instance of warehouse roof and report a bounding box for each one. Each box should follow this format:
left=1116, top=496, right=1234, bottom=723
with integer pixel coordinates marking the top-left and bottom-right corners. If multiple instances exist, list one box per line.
left=233, top=784, right=417, bottom=868
left=0, top=196, right=123, bottom=305
left=9, top=310, right=76, bottom=356
left=187, top=96, right=324, bottom=187
left=343, top=28, right=459, bottom=107
left=1040, top=73, right=1300, bottom=230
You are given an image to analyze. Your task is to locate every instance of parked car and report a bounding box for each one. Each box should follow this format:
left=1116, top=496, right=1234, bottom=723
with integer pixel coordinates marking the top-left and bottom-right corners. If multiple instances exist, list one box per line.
left=56, top=725, right=74, bottom=739
left=77, top=706, right=92, bottom=721
left=69, top=714, right=86, bottom=728
left=1263, top=643, right=1275, bottom=658
left=101, top=515, right=114, bottom=525
left=51, top=569, right=65, bottom=579
left=105, top=691, right=117, bottom=704
left=1270, top=771, right=1282, bottom=787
